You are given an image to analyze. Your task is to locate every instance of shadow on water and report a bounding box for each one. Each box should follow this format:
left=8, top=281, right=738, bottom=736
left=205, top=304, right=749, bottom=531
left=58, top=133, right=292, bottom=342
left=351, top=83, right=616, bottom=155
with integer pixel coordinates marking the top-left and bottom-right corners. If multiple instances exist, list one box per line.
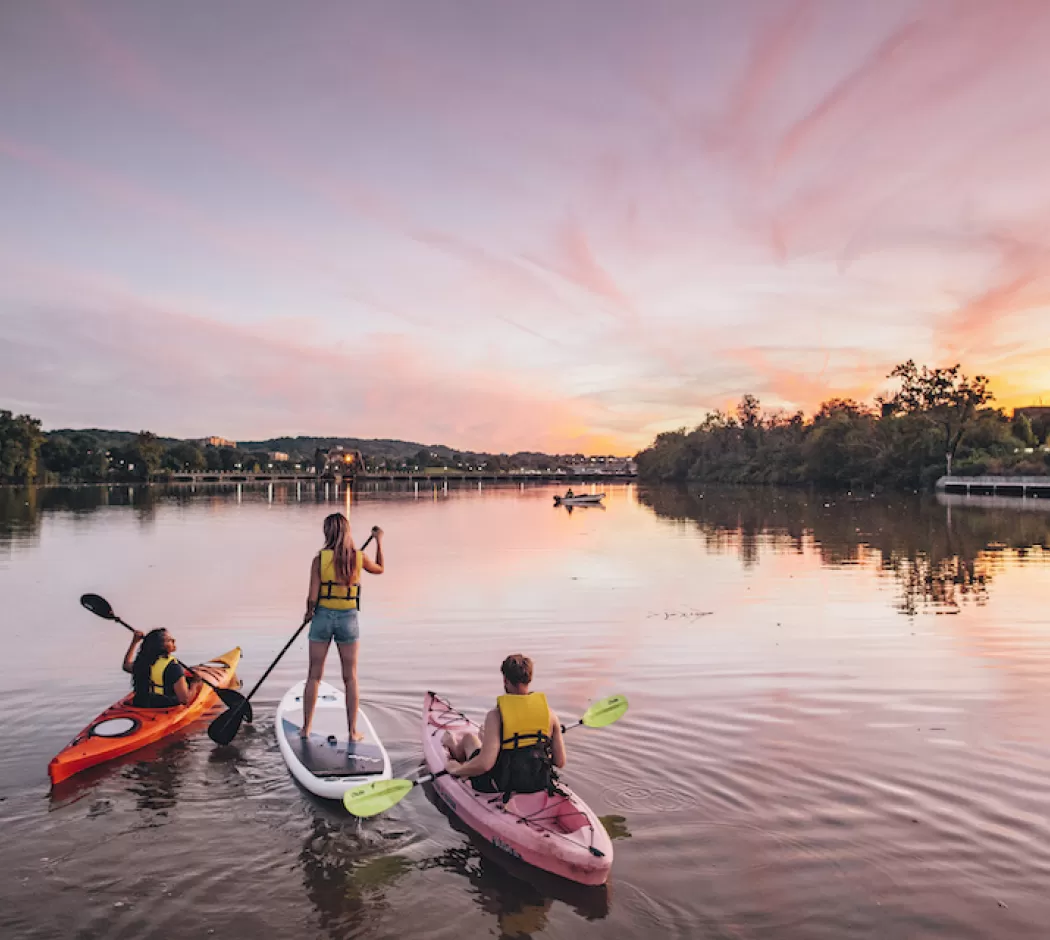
left=295, top=780, right=612, bottom=940
left=48, top=728, right=198, bottom=812
left=638, top=484, right=1050, bottom=614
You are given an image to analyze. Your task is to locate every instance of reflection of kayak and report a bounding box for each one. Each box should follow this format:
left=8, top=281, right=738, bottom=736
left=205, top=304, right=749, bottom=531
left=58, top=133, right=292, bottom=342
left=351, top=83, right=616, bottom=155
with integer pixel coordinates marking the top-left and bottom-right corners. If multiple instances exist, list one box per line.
left=553, top=494, right=605, bottom=505
left=422, top=691, right=613, bottom=886
left=276, top=680, right=391, bottom=801
left=48, top=647, right=242, bottom=786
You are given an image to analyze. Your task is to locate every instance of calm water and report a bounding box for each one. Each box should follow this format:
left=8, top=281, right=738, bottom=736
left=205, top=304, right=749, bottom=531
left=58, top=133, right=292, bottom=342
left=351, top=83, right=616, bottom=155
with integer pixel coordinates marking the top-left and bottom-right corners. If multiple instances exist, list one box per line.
left=1, top=482, right=1049, bottom=939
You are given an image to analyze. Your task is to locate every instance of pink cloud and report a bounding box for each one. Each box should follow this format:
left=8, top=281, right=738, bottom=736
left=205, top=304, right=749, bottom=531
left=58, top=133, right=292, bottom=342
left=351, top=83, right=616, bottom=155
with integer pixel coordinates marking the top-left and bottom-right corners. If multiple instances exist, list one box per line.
left=523, top=217, right=635, bottom=317
left=0, top=260, right=617, bottom=451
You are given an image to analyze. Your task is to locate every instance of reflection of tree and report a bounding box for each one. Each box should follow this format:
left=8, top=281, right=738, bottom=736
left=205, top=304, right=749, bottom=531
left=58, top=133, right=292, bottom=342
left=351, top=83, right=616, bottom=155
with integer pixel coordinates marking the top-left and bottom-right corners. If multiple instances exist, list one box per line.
left=889, top=555, right=989, bottom=617
left=638, top=484, right=1050, bottom=614
left=0, top=485, right=222, bottom=548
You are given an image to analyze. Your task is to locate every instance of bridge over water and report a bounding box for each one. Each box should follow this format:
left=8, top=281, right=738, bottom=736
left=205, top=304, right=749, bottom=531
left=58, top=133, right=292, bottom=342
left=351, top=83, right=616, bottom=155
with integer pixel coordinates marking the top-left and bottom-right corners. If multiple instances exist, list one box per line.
left=164, top=470, right=636, bottom=485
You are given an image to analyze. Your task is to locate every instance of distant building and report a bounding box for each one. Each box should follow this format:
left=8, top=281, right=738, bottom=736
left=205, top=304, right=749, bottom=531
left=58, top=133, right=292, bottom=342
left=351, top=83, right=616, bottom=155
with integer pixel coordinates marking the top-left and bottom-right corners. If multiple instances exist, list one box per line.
left=320, top=446, right=364, bottom=477
left=268, top=451, right=290, bottom=462
left=1015, top=406, right=1050, bottom=421
left=203, top=436, right=237, bottom=448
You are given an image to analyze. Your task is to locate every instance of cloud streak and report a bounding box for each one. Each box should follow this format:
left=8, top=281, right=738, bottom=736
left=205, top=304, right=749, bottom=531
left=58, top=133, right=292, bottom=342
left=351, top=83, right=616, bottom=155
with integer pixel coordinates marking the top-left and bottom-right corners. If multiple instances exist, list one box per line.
left=2, top=0, right=1050, bottom=448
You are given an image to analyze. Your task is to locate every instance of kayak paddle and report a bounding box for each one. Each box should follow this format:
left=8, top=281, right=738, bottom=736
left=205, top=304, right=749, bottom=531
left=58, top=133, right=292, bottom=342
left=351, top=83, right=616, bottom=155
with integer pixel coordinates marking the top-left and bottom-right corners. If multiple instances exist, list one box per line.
left=207, top=528, right=378, bottom=746
left=79, top=593, right=247, bottom=712
left=342, top=693, right=629, bottom=817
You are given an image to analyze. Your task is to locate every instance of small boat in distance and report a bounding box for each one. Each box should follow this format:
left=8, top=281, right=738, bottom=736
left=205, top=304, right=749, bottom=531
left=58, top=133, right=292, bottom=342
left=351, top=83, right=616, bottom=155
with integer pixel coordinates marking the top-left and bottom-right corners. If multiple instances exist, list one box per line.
left=554, top=492, right=605, bottom=506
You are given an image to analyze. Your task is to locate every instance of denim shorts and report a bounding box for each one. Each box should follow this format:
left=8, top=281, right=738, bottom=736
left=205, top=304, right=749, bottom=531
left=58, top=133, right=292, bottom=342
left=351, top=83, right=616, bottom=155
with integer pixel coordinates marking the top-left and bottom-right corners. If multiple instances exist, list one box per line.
left=308, top=606, right=360, bottom=645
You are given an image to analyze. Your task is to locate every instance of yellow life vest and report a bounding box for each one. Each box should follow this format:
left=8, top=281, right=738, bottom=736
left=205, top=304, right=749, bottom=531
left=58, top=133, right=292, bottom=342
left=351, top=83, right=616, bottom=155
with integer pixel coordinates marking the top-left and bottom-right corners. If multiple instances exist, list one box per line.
left=149, top=654, right=178, bottom=698
left=497, top=692, right=551, bottom=750
left=317, top=548, right=363, bottom=610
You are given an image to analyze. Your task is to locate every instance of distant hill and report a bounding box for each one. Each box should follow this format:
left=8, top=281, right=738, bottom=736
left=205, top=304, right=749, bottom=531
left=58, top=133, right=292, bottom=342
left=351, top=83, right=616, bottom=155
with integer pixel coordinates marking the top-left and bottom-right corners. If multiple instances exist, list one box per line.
left=236, top=436, right=479, bottom=462
left=41, top=429, right=619, bottom=464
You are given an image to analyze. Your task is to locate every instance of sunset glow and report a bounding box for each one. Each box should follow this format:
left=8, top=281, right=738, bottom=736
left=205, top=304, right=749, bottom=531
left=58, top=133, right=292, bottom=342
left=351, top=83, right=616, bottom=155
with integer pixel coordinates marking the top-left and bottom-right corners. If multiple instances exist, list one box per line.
left=2, top=1, right=1049, bottom=452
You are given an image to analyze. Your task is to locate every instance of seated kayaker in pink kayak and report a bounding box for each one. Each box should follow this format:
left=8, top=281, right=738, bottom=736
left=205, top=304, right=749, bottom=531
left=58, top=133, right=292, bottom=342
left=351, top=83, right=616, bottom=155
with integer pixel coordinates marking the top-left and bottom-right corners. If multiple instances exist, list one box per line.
left=443, top=654, right=567, bottom=796
left=123, top=628, right=198, bottom=708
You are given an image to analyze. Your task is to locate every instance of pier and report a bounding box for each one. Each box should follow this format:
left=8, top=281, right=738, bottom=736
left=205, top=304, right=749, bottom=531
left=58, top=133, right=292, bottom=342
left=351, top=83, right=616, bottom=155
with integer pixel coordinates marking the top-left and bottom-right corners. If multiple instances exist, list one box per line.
left=935, top=475, right=1050, bottom=498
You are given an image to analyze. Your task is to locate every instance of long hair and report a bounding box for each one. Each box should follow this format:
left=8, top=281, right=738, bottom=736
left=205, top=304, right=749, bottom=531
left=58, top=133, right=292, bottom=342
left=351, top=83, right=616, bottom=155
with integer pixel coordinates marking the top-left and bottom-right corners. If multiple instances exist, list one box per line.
left=322, top=512, right=357, bottom=585
left=132, top=629, right=169, bottom=697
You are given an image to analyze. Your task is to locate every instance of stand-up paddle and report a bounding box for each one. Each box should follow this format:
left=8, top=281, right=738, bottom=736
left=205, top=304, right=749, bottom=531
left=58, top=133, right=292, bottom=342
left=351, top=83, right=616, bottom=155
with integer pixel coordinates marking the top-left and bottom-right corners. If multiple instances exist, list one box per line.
left=208, top=528, right=378, bottom=746
left=79, top=593, right=247, bottom=711
left=342, top=693, right=628, bottom=816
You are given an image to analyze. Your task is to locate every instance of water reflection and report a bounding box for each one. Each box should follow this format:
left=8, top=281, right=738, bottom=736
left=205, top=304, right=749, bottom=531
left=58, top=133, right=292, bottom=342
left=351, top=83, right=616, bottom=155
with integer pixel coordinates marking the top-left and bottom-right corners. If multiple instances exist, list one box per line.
left=418, top=785, right=610, bottom=937
left=298, top=816, right=412, bottom=937
left=639, top=485, right=1050, bottom=614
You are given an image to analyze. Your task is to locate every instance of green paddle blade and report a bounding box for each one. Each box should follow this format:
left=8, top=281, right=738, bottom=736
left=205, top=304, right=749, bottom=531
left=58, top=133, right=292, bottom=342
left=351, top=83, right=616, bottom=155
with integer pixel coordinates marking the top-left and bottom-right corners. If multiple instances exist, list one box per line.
left=581, top=694, right=629, bottom=728
left=343, top=779, right=414, bottom=817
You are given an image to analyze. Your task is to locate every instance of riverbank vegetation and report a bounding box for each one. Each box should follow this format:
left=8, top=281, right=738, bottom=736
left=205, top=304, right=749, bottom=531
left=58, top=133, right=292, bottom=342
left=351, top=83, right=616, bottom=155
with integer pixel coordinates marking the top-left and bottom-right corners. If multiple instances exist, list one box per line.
left=0, top=416, right=620, bottom=485
left=636, top=361, right=1050, bottom=490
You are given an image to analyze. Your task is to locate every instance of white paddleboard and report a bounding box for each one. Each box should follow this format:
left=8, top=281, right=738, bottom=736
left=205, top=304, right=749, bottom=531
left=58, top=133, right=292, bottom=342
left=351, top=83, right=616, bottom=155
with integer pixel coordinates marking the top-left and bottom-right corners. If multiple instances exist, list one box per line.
left=275, top=680, right=392, bottom=802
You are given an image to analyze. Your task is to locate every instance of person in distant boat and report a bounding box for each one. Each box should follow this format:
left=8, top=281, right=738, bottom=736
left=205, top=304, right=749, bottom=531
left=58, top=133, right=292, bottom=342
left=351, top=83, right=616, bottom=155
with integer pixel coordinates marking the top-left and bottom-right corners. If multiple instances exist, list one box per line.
left=565, top=488, right=574, bottom=499
left=443, top=654, right=566, bottom=797
left=301, top=513, right=384, bottom=742
left=123, top=628, right=198, bottom=708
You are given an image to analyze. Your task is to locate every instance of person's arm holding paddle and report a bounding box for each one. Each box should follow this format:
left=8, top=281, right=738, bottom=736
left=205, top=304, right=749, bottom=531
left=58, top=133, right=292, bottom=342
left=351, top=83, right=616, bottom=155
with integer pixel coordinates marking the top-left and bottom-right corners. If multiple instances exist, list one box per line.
left=362, top=526, right=384, bottom=574
left=549, top=710, right=566, bottom=769
left=304, top=553, right=322, bottom=623
left=121, top=630, right=145, bottom=674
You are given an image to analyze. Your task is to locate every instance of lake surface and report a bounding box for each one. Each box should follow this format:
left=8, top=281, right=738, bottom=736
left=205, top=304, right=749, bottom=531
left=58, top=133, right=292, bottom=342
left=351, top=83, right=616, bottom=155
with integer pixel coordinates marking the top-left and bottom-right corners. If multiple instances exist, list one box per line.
left=1, top=481, right=1049, bottom=939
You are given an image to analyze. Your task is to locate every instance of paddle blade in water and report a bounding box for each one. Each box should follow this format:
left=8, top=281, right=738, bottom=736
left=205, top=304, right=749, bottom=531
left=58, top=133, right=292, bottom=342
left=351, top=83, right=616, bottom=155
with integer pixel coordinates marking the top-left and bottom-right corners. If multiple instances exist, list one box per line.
left=80, top=594, right=115, bottom=620
left=343, top=779, right=414, bottom=817
left=215, top=688, right=250, bottom=720
left=207, top=704, right=247, bottom=745
left=581, top=694, right=629, bottom=728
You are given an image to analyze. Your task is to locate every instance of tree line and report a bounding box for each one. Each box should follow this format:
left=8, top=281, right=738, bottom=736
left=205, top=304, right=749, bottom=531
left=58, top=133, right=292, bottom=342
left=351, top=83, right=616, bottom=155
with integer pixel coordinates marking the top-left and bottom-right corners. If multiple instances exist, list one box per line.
left=0, top=421, right=300, bottom=485
left=635, top=361, right=1050, bottom=490
left=0, top=416, right=622, bottom=484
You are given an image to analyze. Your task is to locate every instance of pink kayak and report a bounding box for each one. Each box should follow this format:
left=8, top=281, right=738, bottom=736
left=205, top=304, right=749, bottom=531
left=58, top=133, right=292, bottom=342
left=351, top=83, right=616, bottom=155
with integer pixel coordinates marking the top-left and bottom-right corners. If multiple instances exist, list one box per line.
left=422, top=691, right=613, bottom=886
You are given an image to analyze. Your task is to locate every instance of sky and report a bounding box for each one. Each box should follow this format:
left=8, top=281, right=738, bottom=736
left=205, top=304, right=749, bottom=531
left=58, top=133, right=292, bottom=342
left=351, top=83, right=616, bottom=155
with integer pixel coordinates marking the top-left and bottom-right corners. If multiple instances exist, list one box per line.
left=2, top=0, right=1050, bottom=455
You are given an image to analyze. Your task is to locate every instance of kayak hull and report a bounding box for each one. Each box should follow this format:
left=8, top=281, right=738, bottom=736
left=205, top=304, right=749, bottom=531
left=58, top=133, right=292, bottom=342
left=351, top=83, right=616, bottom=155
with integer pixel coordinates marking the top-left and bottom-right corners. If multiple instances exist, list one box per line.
left=554, top=495, right=605, bottom=505
left=48, top=648, right=242, bottom=787
left=276, top=680, right=391, bottom=801
left=422, top=691, right=613, bottom=886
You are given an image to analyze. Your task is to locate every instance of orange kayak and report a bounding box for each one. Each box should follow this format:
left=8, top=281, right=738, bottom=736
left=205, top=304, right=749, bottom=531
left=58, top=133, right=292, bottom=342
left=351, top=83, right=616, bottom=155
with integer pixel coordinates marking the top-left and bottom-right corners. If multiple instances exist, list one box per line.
left=48, top=648, right=242, bottom=786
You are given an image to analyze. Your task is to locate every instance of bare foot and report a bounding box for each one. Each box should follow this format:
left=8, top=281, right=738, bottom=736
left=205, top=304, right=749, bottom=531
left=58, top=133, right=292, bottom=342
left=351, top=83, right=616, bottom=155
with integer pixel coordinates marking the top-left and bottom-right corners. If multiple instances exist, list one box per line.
left=349, top=730, right=365, bottom=743
left=441, top=731, right=457, bottom=751
left=299, top=729, right=311, bottom=740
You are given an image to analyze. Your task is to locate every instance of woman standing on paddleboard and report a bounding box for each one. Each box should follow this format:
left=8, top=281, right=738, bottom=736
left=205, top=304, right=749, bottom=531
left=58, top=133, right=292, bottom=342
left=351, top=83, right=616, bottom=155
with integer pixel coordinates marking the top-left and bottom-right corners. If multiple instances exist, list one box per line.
left=302, top=513, right=384, bottom=741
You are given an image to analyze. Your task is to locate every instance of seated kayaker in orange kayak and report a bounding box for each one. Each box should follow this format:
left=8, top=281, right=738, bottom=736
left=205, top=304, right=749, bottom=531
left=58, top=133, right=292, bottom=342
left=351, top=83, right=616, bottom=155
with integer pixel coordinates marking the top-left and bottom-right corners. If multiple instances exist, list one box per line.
left=443, top=654, right=566, bottom=796
left=122, top=628, right=198, bottom=708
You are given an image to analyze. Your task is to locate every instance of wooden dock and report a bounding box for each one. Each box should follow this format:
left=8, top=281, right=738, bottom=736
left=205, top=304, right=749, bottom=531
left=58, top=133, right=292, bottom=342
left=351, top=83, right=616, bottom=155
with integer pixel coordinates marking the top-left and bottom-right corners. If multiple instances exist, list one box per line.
left=936, top=475, right=1050, bottom=497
